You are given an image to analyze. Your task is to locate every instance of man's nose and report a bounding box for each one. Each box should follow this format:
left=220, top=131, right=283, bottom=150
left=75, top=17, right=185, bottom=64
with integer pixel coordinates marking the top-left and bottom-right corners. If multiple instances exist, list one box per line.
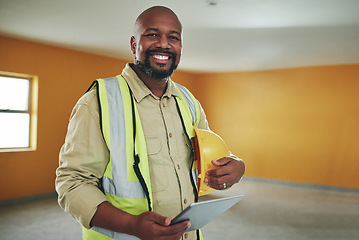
left=155, top=35, right=170, bottom=49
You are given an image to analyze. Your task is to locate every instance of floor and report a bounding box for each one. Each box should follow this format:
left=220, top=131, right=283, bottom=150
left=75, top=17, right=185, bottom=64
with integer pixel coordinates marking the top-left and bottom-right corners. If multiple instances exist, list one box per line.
left=1, top=178, right=358, bottom=240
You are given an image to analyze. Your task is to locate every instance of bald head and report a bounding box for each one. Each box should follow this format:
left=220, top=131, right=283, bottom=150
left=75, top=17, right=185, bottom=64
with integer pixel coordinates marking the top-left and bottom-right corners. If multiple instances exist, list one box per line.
left=134, top=6, right=182, bottom=36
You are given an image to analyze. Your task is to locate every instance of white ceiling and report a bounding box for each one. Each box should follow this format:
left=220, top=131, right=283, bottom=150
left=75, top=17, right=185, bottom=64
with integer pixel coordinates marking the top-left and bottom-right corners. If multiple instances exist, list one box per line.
left=1, top=0, right=359, bottom=72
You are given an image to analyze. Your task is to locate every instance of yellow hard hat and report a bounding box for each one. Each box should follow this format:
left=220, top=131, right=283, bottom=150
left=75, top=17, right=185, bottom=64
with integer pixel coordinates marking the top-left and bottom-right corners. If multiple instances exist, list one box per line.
left=191, top=126, right=230, bottom=196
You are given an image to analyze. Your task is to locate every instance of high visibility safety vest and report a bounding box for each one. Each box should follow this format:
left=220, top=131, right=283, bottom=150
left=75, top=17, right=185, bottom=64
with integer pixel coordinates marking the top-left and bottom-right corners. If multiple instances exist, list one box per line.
left=83, top=75, right=203, bottom=240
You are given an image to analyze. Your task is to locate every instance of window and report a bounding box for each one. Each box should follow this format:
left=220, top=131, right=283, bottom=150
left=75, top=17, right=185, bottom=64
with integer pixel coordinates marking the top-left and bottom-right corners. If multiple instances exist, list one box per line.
left=0, top=71, right=38, bottom=151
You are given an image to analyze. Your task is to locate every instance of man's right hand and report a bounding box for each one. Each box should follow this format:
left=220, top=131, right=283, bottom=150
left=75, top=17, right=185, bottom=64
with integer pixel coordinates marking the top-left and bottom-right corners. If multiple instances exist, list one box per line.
left=91, top=201, right=190, bottom=240
left=131, top=211, right=191, bottom=240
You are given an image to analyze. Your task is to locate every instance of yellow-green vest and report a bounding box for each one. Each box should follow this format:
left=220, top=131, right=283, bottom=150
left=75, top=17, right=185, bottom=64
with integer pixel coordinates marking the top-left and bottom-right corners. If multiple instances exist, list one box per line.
left=84, top=75, right=203, bottom=240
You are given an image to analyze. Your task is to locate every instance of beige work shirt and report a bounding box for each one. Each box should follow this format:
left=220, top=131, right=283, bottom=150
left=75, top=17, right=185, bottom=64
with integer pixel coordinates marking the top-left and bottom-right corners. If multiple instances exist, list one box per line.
left=56, top=64, right=209, bottom=239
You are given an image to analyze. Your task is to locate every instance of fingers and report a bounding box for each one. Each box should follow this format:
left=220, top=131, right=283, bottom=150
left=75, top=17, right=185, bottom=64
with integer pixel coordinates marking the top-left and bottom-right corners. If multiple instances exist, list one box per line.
left=164, top=220, right=191, bottom=236
left=149, top=212, right=172, bottom=226
left=205, top=157, right=245, bottom=190
left=207, top=157, right=235, bottom=176
left=135, top=212, right=190, bottom=240
left=156, top=220, right=190, bottom=240
left=205, top=173, right=232, bottom=190
left=204, top=159, right=230, bottom=190
left=211, top=158, right=231, bottom=167
left=206, top=158, right=232, bottom=177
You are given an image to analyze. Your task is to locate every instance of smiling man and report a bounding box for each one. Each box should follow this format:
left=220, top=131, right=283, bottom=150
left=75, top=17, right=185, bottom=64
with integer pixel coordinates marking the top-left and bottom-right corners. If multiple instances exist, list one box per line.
left=56, top=6, right=245, bottom=240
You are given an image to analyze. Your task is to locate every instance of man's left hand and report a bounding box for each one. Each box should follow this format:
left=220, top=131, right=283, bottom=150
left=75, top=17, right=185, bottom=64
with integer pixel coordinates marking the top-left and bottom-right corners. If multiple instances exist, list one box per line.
left=204, top=157, right=245, bottom=190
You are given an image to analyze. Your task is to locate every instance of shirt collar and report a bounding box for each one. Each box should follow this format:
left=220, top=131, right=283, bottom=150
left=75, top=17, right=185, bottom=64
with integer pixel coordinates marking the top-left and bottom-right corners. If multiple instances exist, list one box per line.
left=121, top=63, right=180, bottom=102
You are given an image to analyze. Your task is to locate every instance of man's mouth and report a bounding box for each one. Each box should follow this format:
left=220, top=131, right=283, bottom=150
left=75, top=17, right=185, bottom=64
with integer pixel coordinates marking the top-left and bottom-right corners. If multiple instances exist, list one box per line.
left=152, top=54, right=170, bottom=60
left=148, top=51, right=174, bottom=63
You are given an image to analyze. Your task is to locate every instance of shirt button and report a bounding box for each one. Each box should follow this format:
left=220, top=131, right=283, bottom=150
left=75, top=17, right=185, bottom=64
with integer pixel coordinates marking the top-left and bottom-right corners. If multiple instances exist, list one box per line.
left=184, top=198, right=187, bottom=204
left=184, top=233, right=188, bottom=239
left=169, top=133, right=173, bottom=138
left=177, top=164, right=181, bottom=170
left=162, top=103, right=165, bottom=107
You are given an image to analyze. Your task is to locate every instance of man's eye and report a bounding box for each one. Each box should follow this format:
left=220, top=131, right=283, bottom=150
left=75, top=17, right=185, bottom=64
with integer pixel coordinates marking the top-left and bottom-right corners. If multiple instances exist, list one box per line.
left=169, top=36, right=180, bottom=41
left=145, top=33, right=157, bottom=37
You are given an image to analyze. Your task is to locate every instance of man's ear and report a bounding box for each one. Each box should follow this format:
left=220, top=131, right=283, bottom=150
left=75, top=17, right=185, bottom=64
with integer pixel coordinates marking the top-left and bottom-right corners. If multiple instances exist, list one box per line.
left=130, top=36, right=136, bottom=54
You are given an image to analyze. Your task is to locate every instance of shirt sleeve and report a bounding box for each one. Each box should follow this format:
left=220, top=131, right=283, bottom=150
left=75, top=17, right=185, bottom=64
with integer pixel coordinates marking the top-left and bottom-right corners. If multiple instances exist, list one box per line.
left=55, top=90, right=109, bottom=229
left=196, top=100, right=210, bottom=131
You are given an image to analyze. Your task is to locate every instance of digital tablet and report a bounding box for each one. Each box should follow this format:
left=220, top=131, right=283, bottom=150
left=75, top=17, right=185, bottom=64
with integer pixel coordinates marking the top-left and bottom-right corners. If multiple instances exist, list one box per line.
left=170, top=195, right=245, bottom=232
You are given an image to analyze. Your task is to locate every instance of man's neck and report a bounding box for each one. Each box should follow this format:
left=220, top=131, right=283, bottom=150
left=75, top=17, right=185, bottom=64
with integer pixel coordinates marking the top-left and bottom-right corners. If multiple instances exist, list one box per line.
left=131, top=64, right=168, bottom=98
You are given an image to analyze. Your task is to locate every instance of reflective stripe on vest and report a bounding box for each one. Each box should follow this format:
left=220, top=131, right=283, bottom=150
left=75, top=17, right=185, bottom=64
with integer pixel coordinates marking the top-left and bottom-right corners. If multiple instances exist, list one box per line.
left=84, top=75, right=201, bottom=240
left=175, top=83, right=200, bottom=127
left=98, top=77, right=148, bottom=199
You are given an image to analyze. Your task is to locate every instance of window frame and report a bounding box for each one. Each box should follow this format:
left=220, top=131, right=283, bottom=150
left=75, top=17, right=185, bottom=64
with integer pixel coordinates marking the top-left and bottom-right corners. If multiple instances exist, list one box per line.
left=0, top=71, right=38, bottom=152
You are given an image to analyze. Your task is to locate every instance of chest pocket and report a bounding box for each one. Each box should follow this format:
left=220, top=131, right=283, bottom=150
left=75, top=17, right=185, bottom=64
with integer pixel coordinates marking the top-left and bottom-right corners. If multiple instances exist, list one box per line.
left=145, top=136, right=168, bottom=192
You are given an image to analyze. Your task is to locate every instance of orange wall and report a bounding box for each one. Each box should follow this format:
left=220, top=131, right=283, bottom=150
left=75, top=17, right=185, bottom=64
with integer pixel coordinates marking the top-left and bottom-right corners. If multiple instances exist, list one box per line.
left=196, top=66, right=359, bottom=189
left=1, top=35, right=358, bottom=201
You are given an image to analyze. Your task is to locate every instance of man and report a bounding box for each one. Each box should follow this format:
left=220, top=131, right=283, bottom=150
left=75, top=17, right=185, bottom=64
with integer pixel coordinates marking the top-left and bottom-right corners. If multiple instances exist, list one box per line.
left=56, top=6, right=245, bottom=240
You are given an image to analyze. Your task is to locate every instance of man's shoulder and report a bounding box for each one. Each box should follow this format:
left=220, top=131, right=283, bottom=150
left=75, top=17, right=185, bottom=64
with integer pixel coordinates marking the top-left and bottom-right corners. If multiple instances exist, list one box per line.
left=76, top=89, right=98, bottom=107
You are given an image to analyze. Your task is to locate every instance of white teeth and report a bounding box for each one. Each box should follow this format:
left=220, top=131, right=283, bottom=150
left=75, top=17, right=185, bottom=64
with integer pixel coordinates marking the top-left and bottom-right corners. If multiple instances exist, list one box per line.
left=153, top=55, right=169, bottom=60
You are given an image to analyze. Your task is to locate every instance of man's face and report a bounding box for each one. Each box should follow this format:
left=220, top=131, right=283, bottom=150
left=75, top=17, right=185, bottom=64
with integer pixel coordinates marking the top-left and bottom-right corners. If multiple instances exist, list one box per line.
left=131, top=10, right=182, bottom=79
